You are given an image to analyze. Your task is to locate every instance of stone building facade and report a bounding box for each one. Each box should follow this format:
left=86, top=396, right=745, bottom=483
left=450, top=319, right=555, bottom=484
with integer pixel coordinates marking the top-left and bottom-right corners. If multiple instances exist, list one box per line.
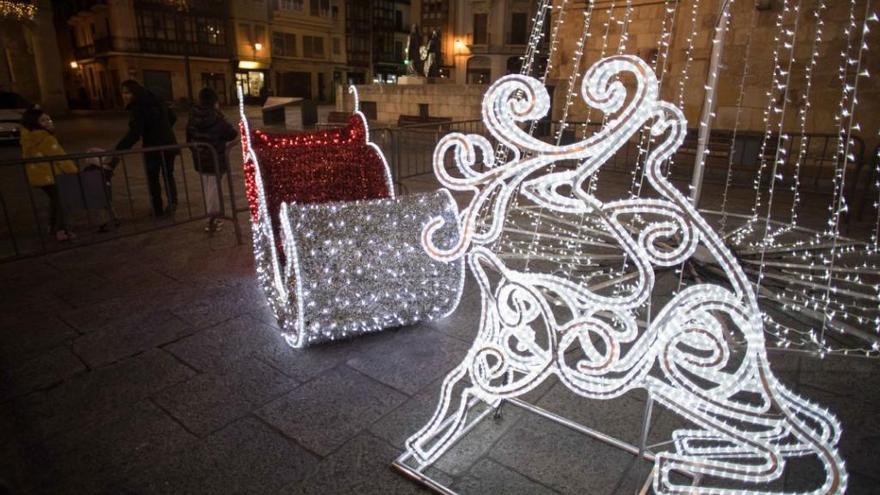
left=0, top=0, right=68, bottom=114
left=451, top=0, right=541, bottom=84
left=547, top=0, right=878, bottom=145
left=66, top=0, right=233, bottom=108
left=267, top=0, right=347, bottom=102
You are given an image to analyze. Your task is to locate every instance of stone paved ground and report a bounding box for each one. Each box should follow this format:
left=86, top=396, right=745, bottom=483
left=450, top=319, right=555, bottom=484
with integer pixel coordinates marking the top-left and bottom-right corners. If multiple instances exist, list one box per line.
left=1, top=196, right=879, bottom=494
left=1, top=111, right=879, bottom=494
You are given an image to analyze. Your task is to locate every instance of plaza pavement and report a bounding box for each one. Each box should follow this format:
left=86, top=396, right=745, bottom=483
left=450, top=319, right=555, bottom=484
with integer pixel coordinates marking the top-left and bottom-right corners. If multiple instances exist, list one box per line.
left=1, top=182, right=879, bottom=494
left=0, top=109, right=879, bottom=494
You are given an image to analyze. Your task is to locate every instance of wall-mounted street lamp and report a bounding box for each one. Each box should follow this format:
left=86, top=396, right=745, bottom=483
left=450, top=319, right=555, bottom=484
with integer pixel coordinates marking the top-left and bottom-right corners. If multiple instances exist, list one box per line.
left=69, top=61, right=78, bottom=69
left=254, top=42, right=263, bottom=52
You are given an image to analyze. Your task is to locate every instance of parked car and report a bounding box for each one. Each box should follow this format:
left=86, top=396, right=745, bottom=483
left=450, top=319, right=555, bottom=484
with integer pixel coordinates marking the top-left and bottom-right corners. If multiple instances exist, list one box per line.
left=0, top=91, right=32, bottom=145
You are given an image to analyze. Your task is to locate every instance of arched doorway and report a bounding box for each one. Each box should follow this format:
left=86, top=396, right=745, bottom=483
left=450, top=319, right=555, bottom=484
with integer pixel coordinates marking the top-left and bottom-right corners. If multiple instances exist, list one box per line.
left=466, top=56, right=491, bottom=85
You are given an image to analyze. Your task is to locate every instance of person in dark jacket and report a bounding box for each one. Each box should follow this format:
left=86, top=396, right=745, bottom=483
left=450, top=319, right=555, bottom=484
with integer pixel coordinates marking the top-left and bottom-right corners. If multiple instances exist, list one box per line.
left=186, top=87, right=238, bottom=233
left=115, top=80, right=179, bottom=217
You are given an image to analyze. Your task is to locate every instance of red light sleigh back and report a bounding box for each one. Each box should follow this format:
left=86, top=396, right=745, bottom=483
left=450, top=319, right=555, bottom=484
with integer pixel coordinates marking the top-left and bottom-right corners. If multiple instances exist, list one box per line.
left=241, top=114, right=394, bottom=258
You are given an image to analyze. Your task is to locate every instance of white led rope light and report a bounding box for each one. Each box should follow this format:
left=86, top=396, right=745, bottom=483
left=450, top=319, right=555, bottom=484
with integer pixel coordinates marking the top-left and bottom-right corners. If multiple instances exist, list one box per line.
left=410, top=55, right=847, bottom=494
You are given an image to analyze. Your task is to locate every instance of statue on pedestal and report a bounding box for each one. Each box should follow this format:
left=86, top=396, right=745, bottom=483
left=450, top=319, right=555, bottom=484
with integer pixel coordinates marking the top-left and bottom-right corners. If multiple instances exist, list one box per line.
left=404, top=24, right=423, bottom=76
left=422, top=30, right=441, bottom=78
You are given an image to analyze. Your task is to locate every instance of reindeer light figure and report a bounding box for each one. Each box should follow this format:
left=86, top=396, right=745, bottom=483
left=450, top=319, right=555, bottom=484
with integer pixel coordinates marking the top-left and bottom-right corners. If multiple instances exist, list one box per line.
left=403, top=56, right=846, bottom=494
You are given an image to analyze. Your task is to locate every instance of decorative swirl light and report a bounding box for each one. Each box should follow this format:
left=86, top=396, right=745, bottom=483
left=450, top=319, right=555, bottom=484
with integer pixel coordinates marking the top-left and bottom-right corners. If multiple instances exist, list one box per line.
left=408, top=55, right=846, bottom=494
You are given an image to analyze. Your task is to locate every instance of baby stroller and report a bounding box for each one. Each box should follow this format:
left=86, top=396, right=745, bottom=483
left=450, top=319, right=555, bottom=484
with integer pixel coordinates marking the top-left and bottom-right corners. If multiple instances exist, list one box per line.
left=56, top=148, right=119, bottom=233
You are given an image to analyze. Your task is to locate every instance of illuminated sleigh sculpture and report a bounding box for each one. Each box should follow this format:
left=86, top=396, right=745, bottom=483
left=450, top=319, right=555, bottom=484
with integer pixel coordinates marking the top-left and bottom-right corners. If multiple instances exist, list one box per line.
left=239, top=92, right=464, bottom=348
left=398, top=56, right=847, bottom=494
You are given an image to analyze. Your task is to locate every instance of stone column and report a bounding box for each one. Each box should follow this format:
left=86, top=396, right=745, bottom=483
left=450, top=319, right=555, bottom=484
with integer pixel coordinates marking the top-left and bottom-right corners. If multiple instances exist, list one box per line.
left=29, top=0, right=68, bottom=114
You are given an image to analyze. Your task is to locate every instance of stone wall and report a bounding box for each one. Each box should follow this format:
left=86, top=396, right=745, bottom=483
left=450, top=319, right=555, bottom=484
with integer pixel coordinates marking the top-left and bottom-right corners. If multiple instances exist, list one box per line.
left=336, top=82, right=487, bottom=124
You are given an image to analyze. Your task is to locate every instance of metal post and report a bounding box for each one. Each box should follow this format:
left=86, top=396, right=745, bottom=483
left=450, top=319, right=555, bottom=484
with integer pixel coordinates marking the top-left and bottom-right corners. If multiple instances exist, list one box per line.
left=637, top=393, right=654, bottom=460
left=691, top=0, right=732, bottom=207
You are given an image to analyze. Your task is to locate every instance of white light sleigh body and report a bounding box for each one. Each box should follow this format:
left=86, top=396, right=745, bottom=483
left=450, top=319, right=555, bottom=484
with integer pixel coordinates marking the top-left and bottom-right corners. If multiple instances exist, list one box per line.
left=238, top=92, right=465, bottom=348
left=402, top=56, right=847, bottom=494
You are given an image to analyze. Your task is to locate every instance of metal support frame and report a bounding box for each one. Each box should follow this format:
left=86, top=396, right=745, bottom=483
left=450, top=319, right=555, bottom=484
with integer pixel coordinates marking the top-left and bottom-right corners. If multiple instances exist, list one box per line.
left=691, top=0, right=733, bottom=207
left=392, top=395, right=700, bottom=494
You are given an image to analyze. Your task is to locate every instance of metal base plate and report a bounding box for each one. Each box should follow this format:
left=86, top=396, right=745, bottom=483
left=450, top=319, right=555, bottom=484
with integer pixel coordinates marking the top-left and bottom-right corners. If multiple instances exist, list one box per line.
left=392, top=397, right=701, bottom=494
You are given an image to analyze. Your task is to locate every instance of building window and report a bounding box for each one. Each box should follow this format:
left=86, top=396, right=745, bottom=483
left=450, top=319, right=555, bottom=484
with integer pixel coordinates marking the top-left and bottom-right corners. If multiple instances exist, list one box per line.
left=273, top=32, right=297, bottom=56
left=332, top=37, right=341, bottom=55
left=303, top=35, right=324, bottom=58
left=239, top=22, right=252, bottom=44
left=510, top=13, right=528, bottom=44
left=138, top=12, right=178, bottom=40
left=278, top=0, right=304, bottom=10
left=473, top=13, right=487, bottom=45
left=310, top=0, right=329, bottom=16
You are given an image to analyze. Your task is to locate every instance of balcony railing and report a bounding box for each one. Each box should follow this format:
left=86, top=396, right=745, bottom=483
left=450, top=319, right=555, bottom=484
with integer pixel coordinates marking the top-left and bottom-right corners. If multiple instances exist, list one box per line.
left=139, top=38, right=229, bottom=58
left=74, top=36, right=230, bottom=60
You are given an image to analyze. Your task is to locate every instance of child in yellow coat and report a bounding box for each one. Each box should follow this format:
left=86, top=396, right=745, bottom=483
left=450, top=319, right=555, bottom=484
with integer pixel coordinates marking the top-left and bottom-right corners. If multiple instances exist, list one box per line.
left=20, top=108, right=78, bottom=241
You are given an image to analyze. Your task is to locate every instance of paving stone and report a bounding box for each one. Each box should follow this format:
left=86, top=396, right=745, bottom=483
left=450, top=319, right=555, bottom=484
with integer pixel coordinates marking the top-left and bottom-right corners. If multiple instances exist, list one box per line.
left=168, top=284, right=266, bottom=330
left=37, top=400, right=197, bottom=494
left=0, top=402, right=41, bottom=494
left=58, top=285, right=186, bottom=334
left=427, top=284, right=482, bottom=344
left=157, top=245, right=255, bottom=285
left=368, top=378, right=448, bottom=450
left=164, top=315, right=284, bottom=372
left=13, top=348, right=195, bottom=438
left=433, top=403, right=527, bottom=477
left=537, top=383, right=651, bottom=447
left=0, top=346, right=86, bottom=402
left=799, top=367, right=880, bottom=407
left=452, top=458, right=560, bottom=495
left=0, top=258, right=62, bottom=292
left=72, top=311, right=195, bottom=368
left=0, top=314, right=79, bottom=368
left=118, top=416, right=318, bottom=494
left=281, top=433, right=430, bottom=495
left=48, top=270, right=125, bottom=308
left=258, top=366, right=407, bottom=456
left=153, top=357, right=299, bottom=437
left=796, top=386, right=880, bottom=482
left=346, top=326, right=469, bottom=396
left=369, top=377, right=527, bottom=477
left=258, top=338, right=356, bottom=383
left=488, top=414, right=645, bottom=495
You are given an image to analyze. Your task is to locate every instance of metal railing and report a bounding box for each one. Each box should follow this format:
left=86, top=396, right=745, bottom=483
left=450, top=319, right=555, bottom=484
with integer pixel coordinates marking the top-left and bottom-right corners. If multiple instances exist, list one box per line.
left=0, top=143, right=242, bottom=262
left=373, top=118, right=868, bottom=197
left=361, top=118, right=873, bottom=226
left=371, top=119, right=488, bottom=190
left=74, top=36, right=229, bottom=60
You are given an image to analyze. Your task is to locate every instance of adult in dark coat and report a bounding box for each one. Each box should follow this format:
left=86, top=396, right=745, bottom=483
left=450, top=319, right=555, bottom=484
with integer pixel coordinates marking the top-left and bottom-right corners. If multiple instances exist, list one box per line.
left=186, top=87, right=238, bottom=232
left=115, top=80, right=179, bottom=217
